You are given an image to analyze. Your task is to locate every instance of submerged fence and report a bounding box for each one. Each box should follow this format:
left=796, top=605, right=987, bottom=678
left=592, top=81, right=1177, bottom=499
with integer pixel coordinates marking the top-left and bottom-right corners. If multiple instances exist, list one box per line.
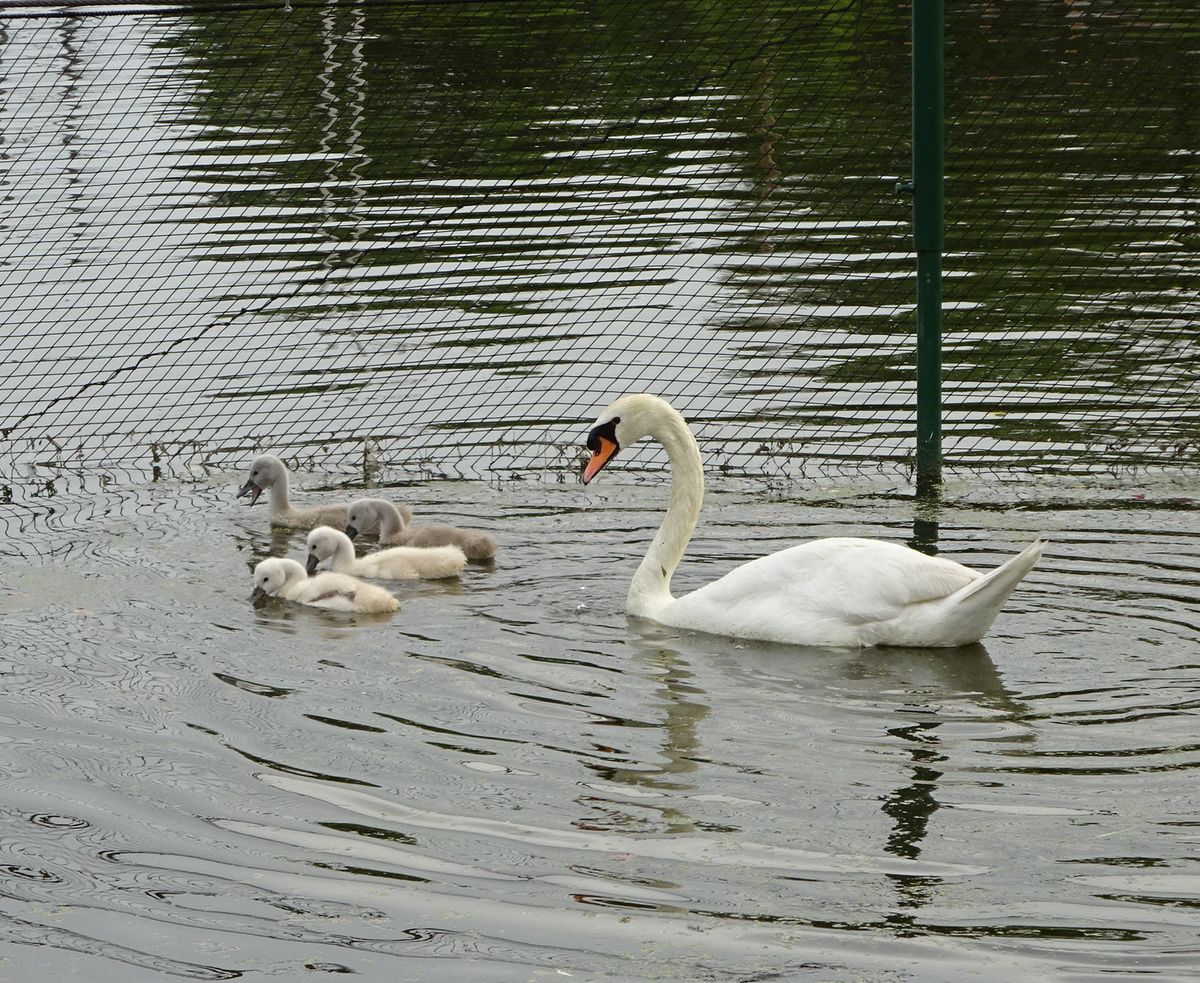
left=0, top=0, right=1196, bottom=488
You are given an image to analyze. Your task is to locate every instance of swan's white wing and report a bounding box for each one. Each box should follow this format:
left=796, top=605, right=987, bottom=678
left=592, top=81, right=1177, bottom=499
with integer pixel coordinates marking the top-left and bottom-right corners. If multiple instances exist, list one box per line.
left=663, top=537, right=979, bottom=645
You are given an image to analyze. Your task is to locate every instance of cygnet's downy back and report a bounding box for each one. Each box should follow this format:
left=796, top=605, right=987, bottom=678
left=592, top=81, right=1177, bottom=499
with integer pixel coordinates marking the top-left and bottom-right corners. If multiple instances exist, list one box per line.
left=346, top=498, right=496, bottom=562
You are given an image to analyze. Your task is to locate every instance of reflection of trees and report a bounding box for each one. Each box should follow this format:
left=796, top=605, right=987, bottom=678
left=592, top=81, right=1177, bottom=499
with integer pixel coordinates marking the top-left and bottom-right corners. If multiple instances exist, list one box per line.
left=167, top=2, right=917, bottom=192
left=56, top=17, right=86, bottom=243
left=147, top=0, right=1199, bottom=465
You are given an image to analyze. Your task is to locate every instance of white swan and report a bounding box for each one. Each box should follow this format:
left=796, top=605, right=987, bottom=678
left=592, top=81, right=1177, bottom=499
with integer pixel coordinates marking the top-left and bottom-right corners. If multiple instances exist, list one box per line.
left=251, top=557, right=399, bottom=614
left=345, top=497, right=497, bottom=562
left=237, top=455, right=413, bottom=531
left=306, top=525, right=467, bottom=581
left=581, top=394, right=1045, bottom=648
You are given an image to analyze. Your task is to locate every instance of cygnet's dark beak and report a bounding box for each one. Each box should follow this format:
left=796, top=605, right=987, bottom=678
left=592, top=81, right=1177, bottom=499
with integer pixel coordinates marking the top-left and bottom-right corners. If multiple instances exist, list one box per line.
left=345, top=524, right=360, bottom=540
left=237, top=479, right=262, bottom=506
left=250, top=586, right=267, bottom=605
left=305, top=552, right=320, bottom=575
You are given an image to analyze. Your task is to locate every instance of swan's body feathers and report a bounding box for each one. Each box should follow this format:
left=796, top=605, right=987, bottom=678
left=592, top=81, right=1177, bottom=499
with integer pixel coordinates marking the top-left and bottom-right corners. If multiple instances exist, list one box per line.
left=667, top=538, right=977, bottom=633
left=350, top=544, right=467, bottom=581
left=285, top=502, right=349, bottom=531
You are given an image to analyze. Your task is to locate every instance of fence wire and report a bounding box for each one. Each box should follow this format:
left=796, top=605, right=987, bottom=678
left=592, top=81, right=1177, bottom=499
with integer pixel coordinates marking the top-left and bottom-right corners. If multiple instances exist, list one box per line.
left=0, top=0, right=1196, bottom=488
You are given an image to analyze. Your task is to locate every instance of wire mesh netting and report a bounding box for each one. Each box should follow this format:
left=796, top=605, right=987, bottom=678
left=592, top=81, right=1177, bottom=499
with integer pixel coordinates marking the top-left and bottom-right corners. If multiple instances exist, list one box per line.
left=0, top=0, right=1196, bottom=489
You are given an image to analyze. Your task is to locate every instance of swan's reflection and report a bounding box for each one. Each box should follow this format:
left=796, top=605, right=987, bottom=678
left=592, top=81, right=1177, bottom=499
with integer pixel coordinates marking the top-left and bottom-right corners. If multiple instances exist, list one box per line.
left=578, top=624, right=711, bottom=835
left=621, top=621, right=1030, bottom=915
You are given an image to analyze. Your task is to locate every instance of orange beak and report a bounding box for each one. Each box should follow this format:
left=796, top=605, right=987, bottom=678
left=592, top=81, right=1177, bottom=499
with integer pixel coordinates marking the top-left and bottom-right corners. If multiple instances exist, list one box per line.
left=582, top=436, right=618, bottom=484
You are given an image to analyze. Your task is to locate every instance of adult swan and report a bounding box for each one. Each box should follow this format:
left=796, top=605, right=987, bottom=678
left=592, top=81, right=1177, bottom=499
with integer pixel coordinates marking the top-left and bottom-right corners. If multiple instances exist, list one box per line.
left=581, top=394, right=1044, bottom=648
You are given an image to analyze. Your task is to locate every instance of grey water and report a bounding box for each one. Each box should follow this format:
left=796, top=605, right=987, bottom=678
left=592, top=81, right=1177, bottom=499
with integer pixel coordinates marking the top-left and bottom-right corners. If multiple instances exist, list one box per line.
left=2, top=470, right=1200, bottom=980
left=1, top=0, right=1199, bottom=979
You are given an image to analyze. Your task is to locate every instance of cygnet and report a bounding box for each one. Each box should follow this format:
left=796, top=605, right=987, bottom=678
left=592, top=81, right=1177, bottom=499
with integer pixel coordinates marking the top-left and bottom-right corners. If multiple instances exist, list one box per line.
left=237, top=455, right=413, bottom=531
left=306, top=525, right=467, bottom=580
left=346, top=497, right=496, bottom=562
left=251, top=557, right=399, bottom=614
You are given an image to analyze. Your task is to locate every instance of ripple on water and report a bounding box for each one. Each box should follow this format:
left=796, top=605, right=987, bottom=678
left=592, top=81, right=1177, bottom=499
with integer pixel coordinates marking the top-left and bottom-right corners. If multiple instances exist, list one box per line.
left=0, top=474, right=1198, bottom=979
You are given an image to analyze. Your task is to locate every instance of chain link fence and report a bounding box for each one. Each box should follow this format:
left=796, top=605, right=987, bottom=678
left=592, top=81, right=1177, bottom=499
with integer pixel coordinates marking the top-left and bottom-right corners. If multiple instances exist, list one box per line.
left=0, top=0, right=1196, bottom=489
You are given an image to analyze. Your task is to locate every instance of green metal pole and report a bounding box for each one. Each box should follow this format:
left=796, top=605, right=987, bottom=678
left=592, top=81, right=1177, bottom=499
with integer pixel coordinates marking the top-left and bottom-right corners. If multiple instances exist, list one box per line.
left=912, top=0, right=943, bottom=494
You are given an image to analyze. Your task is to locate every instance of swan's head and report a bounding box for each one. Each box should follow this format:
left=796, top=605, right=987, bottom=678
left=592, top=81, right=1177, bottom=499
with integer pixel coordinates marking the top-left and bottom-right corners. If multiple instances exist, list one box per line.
left=251, top=557, right=298, bottom=603
left=346, top=498, right=389, bottom=540
left=582, top=394, right=681, bottom=484
left=306, top=525, right=343, bottom=574
left=238, top=454, right=286, bottom=506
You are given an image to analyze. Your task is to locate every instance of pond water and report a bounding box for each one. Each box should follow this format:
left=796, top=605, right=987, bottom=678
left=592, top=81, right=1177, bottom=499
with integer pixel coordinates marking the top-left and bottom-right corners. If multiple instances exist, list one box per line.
left=1, top=0, right=1198, bottom=977
left=2, top=469, right=1198, bottom=980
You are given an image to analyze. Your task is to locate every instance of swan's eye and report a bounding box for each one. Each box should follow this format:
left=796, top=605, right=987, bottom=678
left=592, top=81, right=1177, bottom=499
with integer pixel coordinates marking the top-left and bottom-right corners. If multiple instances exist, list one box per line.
left=587, top=417, right=619, bottom=452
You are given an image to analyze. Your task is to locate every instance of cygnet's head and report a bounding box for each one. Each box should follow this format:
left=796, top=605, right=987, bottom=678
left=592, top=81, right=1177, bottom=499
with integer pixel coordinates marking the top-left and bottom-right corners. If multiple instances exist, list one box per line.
left=345, top=498, right=390, bottom=540
left=251, top=557, right=295, bottom=603
left=237, top=455, right=287, bottom=506
left=305, top=525, right=342, bottom=574
left=582, top=394, right=683, bottom=484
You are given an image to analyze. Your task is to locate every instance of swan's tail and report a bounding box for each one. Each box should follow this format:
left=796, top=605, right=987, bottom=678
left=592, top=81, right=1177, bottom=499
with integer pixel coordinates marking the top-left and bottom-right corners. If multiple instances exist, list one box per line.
left=940, top=539, right=1046, bottom=645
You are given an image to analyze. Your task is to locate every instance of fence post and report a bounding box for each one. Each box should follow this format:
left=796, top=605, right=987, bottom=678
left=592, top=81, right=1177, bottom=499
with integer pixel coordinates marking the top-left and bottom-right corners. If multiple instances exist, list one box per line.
left=912, top=0, right=944, bottom=494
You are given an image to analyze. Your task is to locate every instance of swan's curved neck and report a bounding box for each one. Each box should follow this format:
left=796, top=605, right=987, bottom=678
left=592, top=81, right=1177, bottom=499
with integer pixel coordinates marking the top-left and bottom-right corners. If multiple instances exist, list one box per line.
left=281, top=559, right=308, bottom=595
left=628, top=411, right=703, bottom=619
left=269, top=470, right=292, bottom=515
left=333, top=535, right=356, bottom=568
left=377, top=502, right=404, bottom=539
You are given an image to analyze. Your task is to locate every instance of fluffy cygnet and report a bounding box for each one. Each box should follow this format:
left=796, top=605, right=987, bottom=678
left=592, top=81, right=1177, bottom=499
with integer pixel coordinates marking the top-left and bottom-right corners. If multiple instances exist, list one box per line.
left=306, top=525, right=467, bottom=580
left=251, top=557, right=399, bottom=614
left=345, top=497, right=496, bottom=562
left=237, top=455, right=413, bottom=531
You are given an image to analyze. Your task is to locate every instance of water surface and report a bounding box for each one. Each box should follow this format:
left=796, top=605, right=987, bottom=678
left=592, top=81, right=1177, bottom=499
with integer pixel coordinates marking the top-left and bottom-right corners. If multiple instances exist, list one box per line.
left=1, top=469, right=1198, bottom=979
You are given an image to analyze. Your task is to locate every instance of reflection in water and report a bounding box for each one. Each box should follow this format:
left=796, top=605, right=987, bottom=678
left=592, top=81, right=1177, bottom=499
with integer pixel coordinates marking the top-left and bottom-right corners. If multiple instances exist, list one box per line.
left=882, top=717, right=944, bottom=863
left=874, top=644, right=1030, bottom=921
left=1, top=3, right=1196, bottom=483
left=909, top=485, right=941, bottom=556
left=587, top=629, right=711, bottom=834
left=882, top=714, right=946, bottom=922
left=55, top=18, right=86, bottom=247
left=631, top=618, right=1034, bottom=922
